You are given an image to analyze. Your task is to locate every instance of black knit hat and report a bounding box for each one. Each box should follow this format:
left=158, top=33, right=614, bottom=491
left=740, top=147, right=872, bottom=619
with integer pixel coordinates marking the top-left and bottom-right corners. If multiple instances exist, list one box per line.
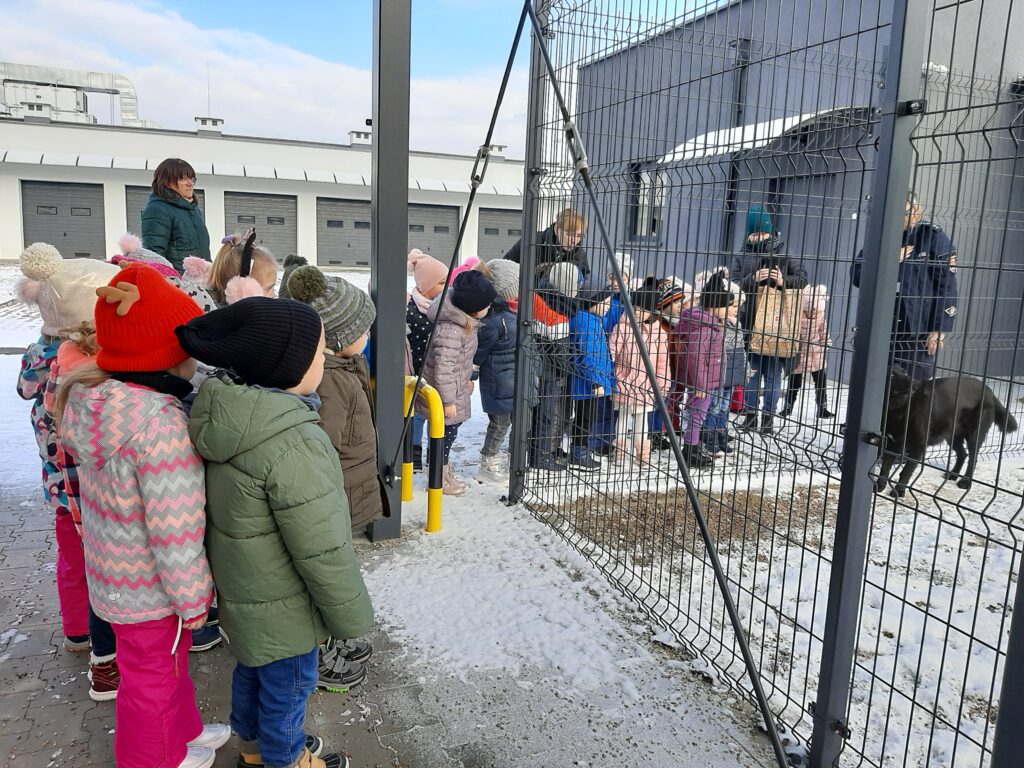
left=175, top=296, right=323, bottom=389
left=630, top=276, right=660, bottom=313
left=450, top=270, right=497, bottom=314
left=700, top=272, right=735, bottom=310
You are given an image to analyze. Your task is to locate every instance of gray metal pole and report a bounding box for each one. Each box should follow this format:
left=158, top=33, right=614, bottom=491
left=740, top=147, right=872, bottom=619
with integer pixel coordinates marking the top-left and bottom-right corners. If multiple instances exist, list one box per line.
left=808, top=0, right=928, bottom=762
left=368, top=0, right=410, bottom=541
left=507, top=0, right=548, bottom=504
left=991, top=556, right=1024, bottom=766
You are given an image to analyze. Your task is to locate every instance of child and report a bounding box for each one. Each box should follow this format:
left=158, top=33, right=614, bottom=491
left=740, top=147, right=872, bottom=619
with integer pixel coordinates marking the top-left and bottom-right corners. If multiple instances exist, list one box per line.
left=177, top=297, right=373, bottom=768
left=649, top=276, right=692, bottom=449
left=783, top=284, right=835, bottom=419
left=473, top=259, right=520, bottom=484
left=203, top=231, right=279, bottom=307
left=406, top=249, right=450, bottom=469
left=700, top=270, right=749, bottom=456
left=16, top=243, right=119, bottom=653
left=286, top=264, right=381, bottom=692
left=567, top=279, right=616, bottom=470
left=112, top=233, right=218, bottom=313
left=420, top=270, right=497, bottom=495
left=608, top=277, right=671, bottom=464
left=56, top=266, right=225, bottom=768
left=674, top=272, right=734, bottom=468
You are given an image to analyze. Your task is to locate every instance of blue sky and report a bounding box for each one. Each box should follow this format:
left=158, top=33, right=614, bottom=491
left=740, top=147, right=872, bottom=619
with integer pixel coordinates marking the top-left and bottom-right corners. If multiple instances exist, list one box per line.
left=145, top=0, right=524, bottom=77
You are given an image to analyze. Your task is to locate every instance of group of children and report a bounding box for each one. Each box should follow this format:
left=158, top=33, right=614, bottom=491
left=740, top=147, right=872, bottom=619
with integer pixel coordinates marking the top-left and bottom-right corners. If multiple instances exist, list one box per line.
left=18, top=233, right=384, bottom=768
left=527, top=253, right=835, bottom=471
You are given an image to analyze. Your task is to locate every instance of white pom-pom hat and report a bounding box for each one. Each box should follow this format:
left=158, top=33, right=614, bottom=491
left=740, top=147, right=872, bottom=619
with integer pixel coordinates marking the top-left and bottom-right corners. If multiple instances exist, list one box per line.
left=17, top=243, right=119, bottom=336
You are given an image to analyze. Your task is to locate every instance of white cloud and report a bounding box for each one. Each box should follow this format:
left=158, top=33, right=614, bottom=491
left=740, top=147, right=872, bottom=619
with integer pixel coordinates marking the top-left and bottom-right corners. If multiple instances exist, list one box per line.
left=0, top=0, right=528, bottom=156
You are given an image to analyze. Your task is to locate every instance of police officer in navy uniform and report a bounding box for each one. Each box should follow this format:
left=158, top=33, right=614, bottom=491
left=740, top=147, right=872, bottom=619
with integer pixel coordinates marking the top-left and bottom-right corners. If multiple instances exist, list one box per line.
left=853, top=192, right=958, bottom=380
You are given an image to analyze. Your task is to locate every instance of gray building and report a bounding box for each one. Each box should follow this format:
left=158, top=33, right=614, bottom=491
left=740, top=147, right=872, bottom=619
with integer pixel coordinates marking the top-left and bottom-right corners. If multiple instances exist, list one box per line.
left=573, top=0, right=1024, bottom=376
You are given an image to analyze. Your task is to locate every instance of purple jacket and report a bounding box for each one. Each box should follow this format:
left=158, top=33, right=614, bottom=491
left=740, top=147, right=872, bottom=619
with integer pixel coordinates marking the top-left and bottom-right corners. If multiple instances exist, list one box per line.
left=672, top=307, right=725, bottom=393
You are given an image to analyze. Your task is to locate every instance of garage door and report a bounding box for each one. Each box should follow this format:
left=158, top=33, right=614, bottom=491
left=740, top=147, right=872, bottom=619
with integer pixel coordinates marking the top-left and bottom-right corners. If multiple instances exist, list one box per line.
left=316, top=198, right=373, bottom=267
left=409, top=204, right=459, bottom=261
left=126, top=186, right=205, bottom=237
left=22, top=181, right=106, bottom=259
left=478, top=208, right=523, bottom=261
left=223, top=192, right=297, bottom=260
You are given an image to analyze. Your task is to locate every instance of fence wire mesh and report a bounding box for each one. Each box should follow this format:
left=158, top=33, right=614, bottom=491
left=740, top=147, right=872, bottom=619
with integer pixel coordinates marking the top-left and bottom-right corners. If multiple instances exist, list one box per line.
left=507, top=0, right=1024, bottom=766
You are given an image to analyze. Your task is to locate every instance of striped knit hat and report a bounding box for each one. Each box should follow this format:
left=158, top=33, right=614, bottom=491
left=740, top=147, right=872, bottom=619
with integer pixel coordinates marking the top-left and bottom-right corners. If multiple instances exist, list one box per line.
left=175, top=297, right=323, bottom=389
left=94, top=265, right=203, bottom=372
left=287, top=265, right=376, bottom=351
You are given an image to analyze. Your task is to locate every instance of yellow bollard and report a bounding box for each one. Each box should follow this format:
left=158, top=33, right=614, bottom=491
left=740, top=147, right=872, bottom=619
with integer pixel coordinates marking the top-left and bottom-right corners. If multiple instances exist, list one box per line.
left=401, top=380, right=415, bottom=503
left=404, top=376, right=445, bottom=532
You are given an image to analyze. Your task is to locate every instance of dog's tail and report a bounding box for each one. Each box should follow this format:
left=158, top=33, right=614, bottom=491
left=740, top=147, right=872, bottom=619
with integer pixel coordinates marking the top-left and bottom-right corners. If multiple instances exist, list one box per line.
left=994, top=397, right=1018, bottom=434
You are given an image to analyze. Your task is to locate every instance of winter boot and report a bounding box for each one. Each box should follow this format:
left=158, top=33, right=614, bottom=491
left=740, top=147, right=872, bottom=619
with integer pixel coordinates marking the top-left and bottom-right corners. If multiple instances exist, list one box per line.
left=236, top=737, right=325, bottom=768
left=412, top=445, right=423, bottom=472
left=760, top=414, right=776, bottom=436
left=816, top=402, right=835, bottom=419
left=88, top=654, right=119, bottom=702
left=323, top=637, right=373, bottom=665
left=477, top=454, right=507, bottom=485
left=738, top=412, right=759, bottom=432
left=682, top=443, right=714, bottom=469
left=442, top=464, right=467, bottom=496
left=717, top=431, right=734, bottom=455
left=569, top=446, right=601, bottom=471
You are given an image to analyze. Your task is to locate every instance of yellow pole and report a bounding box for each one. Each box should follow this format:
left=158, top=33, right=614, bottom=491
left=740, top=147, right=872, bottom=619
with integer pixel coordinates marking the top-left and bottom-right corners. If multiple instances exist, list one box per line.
left=404, top=376, right=445, bottom=532
left=401, top=379, right=415, bottom=502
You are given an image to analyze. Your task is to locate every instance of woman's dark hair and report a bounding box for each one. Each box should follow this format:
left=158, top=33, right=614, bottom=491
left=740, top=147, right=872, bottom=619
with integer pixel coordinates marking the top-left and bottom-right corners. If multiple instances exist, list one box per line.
left=152, top=158, right=196, bottom=198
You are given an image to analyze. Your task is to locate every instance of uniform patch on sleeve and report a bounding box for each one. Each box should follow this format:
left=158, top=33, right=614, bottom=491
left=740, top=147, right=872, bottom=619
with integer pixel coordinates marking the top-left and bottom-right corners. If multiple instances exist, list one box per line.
left=945, top=306, right=958, bottom=317
left=948, top=253, right=957, bottom=273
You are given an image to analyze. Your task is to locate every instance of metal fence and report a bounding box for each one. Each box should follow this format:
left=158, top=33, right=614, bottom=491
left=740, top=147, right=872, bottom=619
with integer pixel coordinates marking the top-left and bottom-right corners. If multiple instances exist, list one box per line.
left=505, top=0, right=1024, bottom=766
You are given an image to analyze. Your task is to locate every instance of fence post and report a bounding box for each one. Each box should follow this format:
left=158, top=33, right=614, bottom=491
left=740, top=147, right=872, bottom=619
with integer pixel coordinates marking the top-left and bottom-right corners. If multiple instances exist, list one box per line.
left=991, top=554, right=1024, bottom=766
left=507, top=0, right=547, bottom=504
left=808, top=0, right=928, bottom=763
left=367, top=0, right=410, bottom=541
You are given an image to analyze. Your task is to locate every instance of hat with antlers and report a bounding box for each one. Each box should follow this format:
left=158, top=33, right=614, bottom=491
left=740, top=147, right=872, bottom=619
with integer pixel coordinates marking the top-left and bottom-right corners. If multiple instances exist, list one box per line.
left=94, top=265, right=204, bottom=372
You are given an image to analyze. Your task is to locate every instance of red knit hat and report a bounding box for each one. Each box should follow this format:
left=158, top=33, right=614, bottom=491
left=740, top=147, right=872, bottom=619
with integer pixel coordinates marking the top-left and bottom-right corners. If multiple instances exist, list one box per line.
left=94, top=265, right=203, bottom=372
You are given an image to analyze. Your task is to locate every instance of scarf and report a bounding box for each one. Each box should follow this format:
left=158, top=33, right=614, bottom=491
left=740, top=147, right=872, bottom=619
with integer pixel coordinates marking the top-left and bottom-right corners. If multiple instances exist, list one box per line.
left=111, top=371, right=194, bottom=402
left=411, top=288, right=434, bottom=315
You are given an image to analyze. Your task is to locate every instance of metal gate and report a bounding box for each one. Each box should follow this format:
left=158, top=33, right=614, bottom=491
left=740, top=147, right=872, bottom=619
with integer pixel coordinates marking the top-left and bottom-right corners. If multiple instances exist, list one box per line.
left=21, top=181, right=106, bottom=259
left=408, top=203, right=459, bottom=259
left=126, top=185, right=205, bottom=237
left=223, top=192, right=297, bottom=260
left=478, top=207, right=523, bottom=260
left=316, top=197, right=373, bottom=267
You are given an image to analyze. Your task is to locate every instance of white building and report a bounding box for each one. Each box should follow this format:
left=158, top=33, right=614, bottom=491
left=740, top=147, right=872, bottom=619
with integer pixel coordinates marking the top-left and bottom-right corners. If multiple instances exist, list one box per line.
left=0, top=117, right=525, bottom=266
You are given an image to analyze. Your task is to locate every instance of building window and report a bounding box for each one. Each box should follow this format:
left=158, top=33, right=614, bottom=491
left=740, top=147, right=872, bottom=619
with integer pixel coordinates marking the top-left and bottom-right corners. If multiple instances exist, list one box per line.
left=409, top=224, right=425, bottom=233
left=326, top=220, right=344, bottom=228
left=237, top=215, right=256, bottom=224
left=267, top=216, right=285, bottom=225
left=434, top=225, right=450, bottom=234
left=36, top=205, right=57, bottom=215
left=484, top=227, right=499, bottom=236
left=71, top=207, right=91, bottom=216
left=508, top=228, right=521, bottom=236
left=629, top=163, right=665, bottom=240
left=74, top=252, right=90, bottom=258
left=354, top=221, right=371, bottom=230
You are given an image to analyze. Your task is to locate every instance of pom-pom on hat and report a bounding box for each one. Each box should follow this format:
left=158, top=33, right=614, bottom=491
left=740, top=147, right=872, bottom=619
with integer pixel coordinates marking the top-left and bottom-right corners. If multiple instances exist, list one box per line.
left=17, top=243, right=120, bottom=336
left=175, top=297, right=323, bottom=389
left=112, top=232, right=217, bottom=313
left=278, top=254, right=309, bottom=300
left=700, top=271, right=736, bottom=310
left=407, top=249, right=449, bottom=295
left=94, top=265, right=203, bottom=372
left=449, top=270, right=497, bottom=315
left=483, top=259, right=520, bottom=302
left=288, top=265, right=377, bottom=350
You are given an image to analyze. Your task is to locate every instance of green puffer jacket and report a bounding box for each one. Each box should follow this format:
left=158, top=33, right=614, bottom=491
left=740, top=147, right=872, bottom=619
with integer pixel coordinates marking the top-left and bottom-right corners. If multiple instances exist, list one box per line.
left=141, top=191, right=211, bottom=272
left=189, top=375, right=373, bottom=667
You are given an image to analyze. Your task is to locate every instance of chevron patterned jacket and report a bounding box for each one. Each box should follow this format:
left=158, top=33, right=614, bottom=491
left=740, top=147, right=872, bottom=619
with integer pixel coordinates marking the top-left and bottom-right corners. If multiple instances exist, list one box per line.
left=60, top=379, right=214, bottom=624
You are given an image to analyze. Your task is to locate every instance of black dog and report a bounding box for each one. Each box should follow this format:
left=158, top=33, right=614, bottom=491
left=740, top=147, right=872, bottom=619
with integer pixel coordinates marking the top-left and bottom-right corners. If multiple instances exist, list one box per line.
left=876, top=369, right=1018, bottom=497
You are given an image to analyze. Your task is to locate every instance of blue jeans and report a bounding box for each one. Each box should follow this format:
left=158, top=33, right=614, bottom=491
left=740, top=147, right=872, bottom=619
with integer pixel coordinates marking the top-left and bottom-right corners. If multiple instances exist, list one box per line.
left=744, top=354, right=789, bottom=415
left=412, top=413, right=425, bottom=447
left=704, top=386, right=732, bottom=432
left=230, top=647, right=318, bottom=768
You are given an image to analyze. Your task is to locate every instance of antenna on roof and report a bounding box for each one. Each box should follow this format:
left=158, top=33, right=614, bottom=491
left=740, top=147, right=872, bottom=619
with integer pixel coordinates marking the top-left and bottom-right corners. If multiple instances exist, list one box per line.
left=206, top=62, right=212, bottom=116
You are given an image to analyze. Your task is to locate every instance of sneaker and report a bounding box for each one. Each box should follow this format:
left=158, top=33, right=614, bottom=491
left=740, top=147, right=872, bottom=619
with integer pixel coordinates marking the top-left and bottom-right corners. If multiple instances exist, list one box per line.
left=88, top=657, right=119, bottom=702
left=317, top=657, right=367, bottom=692
left=569, top=447, right=600, bottom=471
left=236, top=736, right=324, bottom=768
left=189, top=624, right=222, bottom=652
left=189, top=724, right=231, bottom=751
left=476, top=454, right=507, bottom=485
left=205, top=602, right=220, bottom=627
left=63, top=634, right=90, bottom=652
left=323, top=637, right=373, bottom=665
left=528, top=453, right=566, bottom=472
left=177, top=746, right=215, bottom=768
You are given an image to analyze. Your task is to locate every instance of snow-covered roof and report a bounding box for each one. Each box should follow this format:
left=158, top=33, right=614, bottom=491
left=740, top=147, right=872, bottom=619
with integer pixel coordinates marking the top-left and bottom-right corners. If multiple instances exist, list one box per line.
left=658, top=107, right=852, bottom=164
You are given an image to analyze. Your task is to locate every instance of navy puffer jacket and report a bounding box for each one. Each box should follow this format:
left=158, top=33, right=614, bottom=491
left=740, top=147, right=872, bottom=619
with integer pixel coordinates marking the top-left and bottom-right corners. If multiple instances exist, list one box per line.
left=474, top=299, right=517, bottom=414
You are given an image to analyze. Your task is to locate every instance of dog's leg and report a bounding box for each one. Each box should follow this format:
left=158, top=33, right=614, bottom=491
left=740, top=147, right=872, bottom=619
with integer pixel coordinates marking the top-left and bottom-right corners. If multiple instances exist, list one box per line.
left=892, top=442, right=922, bottom=498
left=947, top=437, right=967, bottom=481
left=876, top=450, right=895, bottom=493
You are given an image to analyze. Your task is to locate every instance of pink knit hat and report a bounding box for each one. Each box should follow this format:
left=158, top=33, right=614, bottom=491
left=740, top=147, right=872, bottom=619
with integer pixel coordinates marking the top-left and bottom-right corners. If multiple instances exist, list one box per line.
left=449, top=256, right=480, bottom=281
left=407, top=249, right=449, bottom=294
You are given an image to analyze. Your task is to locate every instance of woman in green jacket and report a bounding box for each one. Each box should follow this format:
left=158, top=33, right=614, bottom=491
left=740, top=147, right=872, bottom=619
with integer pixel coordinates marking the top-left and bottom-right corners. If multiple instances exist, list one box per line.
left=141, top=158, right=211, bottom=273
left=178, top=297, right=372, bottom=768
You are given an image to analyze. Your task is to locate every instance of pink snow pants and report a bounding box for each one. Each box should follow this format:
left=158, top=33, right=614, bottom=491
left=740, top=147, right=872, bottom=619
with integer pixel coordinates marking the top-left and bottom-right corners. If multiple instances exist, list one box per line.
left=112, top=616, right=202, bottom=768
left=54, top=509, right=89, bottom=637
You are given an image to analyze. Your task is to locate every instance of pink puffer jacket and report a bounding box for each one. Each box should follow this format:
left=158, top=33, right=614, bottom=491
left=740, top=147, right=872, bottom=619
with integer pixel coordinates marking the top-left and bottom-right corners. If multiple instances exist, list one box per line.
left=609, top=316, right=672, bottom=407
